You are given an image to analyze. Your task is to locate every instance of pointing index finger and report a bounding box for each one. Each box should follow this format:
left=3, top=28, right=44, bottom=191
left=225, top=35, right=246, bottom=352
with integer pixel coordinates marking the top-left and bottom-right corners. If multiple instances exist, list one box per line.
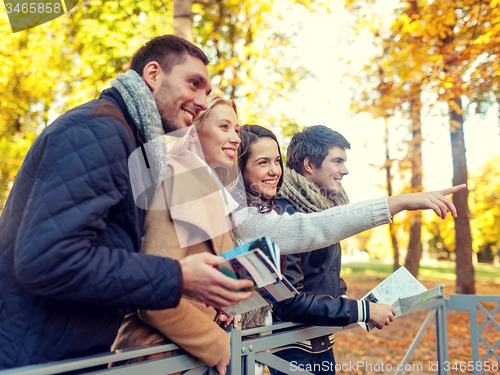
left=442, top=183, right=467, bottom=196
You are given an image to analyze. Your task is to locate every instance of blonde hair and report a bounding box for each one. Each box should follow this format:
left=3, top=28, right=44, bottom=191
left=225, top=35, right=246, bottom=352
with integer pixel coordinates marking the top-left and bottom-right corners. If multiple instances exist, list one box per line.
left=167, top=95, right=238, bottom=155
left=166, top=95, right=240, bottom=186
left=193, top=95, right=238, bottom=130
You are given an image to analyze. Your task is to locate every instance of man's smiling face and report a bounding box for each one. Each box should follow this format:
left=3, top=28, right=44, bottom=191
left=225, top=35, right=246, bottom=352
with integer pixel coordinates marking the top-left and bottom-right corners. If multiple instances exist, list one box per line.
left=308, top=146, right=349, bottom=197
left=153, top=54, right=212, bottom=133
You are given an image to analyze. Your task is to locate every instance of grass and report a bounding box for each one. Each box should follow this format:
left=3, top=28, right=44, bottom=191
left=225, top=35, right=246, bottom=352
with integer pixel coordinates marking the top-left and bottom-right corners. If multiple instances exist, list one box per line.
left=341, top=260, right=500, bottom=284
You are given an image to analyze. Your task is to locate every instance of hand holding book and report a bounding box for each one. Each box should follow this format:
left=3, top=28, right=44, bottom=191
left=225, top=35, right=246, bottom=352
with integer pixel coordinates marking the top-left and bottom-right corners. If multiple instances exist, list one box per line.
left=180, top=252, right=254, bottom=309
left=215, top=236, right=298, bottom=317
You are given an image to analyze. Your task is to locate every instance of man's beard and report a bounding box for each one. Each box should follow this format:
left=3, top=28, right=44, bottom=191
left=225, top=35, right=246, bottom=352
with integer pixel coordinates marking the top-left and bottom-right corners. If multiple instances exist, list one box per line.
left=161, top=112, right=182, bottom=134
left=156, top=79, right=185, bottom=134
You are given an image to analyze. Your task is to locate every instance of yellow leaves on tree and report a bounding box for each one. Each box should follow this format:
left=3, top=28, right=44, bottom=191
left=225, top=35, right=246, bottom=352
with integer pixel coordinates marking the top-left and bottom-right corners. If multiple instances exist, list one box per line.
left=469, top=154, right=500, bottom=256
left=194, top=0, right=320, bottom=133
left=1, top=0, right=327, bottom=205
left=0, top=15, right=73, bottom=205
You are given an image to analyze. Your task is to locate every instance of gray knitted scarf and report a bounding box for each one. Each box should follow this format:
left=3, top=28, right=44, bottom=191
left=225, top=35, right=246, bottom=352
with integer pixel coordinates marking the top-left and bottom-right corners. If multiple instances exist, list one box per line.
left=279, top=168, right=349, bottom=213
left=111, top=69, right=167, bottom=188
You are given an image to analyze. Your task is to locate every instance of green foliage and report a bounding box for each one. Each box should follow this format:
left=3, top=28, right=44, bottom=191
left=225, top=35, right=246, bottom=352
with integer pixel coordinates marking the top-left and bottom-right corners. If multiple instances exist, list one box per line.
left=61, top=0, right=173, bottom=107
left=342, top=261, right=499, bottom=282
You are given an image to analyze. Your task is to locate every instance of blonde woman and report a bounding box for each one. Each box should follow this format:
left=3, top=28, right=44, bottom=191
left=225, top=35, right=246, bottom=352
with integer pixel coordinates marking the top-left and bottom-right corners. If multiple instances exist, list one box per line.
left=112, top=96, right=243, bottom=375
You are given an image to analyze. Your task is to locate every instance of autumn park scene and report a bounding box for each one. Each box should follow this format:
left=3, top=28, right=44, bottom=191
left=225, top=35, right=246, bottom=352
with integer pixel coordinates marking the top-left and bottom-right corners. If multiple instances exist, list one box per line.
left=1, top=0, right=499, bottom=374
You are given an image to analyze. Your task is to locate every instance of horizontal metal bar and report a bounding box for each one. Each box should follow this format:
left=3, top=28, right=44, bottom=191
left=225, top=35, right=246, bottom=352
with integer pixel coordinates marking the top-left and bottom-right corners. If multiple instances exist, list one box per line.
left=238, top=324, right=359, bottom=354
left=449, top=295, right=500, bottom=311
left=5, top=294, right=500, bottom=375
left=0, top=343, right=184, bottom=375
left=90, top=354, right=206, bottom=375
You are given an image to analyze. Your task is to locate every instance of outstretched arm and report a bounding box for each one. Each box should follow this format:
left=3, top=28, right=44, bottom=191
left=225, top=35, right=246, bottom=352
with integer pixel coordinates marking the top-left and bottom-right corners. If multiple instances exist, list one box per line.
left=388, top=184, right=466, bottom=219
left=234, top=197, right=392, bottom=255
left=234, top=185, right=465, bottom=256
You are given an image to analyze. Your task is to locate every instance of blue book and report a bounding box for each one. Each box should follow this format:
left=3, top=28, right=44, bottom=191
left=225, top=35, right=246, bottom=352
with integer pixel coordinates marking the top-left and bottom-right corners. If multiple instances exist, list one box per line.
left=217, top=236, right=297, bottom=317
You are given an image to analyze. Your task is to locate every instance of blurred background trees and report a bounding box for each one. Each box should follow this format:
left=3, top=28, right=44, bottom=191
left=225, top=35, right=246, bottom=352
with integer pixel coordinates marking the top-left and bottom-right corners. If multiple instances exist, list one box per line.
left=1, top=0, right=499, bottom=293
left=344, top=0, right=500, bottom=293
left=470, top=153, right=500, bottom=266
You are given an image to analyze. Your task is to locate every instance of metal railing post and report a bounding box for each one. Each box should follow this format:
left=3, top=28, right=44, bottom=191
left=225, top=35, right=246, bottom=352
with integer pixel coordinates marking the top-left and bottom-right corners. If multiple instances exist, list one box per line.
left=449, top=294, right=500, bottom=375
left=436, top=295, right=449, bottom=375
left=228, top=326, right=242, bottom=375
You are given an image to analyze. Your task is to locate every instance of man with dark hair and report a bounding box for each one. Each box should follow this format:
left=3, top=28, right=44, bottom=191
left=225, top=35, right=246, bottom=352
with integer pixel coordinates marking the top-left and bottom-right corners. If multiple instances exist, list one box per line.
left=0, top=34, right=253, bottom=369
left=130, top=34, right=209, bottom=75
left=271, top=125, right=396, bottom=375
left=284, top=125, right=351, bottom=177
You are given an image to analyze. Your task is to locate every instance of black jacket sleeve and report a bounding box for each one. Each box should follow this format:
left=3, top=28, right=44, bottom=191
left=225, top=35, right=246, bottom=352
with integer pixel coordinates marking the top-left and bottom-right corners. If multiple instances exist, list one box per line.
left=339, top=277, right=348, bottom=296
left=273, top=253, right=369, bottom=326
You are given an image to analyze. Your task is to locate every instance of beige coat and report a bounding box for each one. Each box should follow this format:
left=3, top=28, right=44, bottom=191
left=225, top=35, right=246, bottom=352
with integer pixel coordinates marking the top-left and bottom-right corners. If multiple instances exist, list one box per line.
left=112, top=153, right=235, bottom=367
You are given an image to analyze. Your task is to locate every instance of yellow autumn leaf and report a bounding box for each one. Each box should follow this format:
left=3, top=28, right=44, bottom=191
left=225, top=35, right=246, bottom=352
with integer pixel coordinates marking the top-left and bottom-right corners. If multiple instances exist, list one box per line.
left=445, top=10, right=456, bottom=26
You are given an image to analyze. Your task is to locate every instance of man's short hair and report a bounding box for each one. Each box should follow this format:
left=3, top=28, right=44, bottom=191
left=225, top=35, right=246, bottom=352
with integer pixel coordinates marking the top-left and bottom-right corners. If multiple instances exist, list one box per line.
left=130, top=35, right=209, bottom=76
left=286, top=125, right=351, bottom=173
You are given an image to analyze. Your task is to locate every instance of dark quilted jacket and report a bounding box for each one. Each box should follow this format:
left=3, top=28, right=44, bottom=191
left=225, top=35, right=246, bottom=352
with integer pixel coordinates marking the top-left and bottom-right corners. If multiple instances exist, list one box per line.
left=0, top=88, right=182, bottom=369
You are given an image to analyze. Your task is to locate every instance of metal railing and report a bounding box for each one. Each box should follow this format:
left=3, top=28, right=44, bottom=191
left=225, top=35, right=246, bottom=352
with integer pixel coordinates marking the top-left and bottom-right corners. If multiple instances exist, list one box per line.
left=1, top=292, right=499, bottom=375
left=228, top=291, right=450, bottom=375
left=448, top=295, right=500, bottom=375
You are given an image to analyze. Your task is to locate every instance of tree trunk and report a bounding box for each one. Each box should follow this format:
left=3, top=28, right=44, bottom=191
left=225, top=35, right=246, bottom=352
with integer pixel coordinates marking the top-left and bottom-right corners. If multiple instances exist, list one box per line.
left=404, top=83, right=423, bottom=278
left=480, top=245, right=489, bottom=263
left=173, top=0, right=193, bottom=42
left=384, top=117, right=400, bottom=271
left=373, top=30, right=400, bottom=271
left=450, top=96, right=475, bottom=294
left=493, top=244, right=499, bottom=267
left=439, top=5, right=475, bottom=294
left=390, top=225, right=400, bottom=271
left=402, top=0, right=423, bottom=278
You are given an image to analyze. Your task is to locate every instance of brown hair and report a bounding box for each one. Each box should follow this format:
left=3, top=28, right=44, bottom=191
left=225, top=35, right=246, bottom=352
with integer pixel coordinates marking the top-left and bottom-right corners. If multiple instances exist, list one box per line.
left=286, top=125, right=350, bottom=174
left=237, top=124, right=284, bottom=213
left=130, top=35, right=209, bottom=76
